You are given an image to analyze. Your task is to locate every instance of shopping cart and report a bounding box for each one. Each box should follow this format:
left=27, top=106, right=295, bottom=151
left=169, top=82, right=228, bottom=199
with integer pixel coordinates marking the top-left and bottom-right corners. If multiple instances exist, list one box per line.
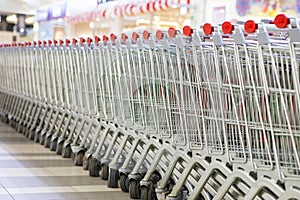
left=1, top=13, right=300, bottom=200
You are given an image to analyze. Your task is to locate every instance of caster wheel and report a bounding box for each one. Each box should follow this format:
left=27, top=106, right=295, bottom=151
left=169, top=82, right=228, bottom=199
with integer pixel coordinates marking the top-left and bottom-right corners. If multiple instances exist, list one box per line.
left=62, top=144, right=72, bottom=158
left=22, top=126, right=27, bottom=135
left=120, top=174, right=130, bottom=193
left=89, top=157, right=101, bottom=177
left=44, top=136, right=51, bottom=148
left=108, top=168, right=119, bottom=188
left=3, top=116, right=8, bottom=124
left=34, top=132, right=40, bottom=143
left=56, top=142, right=63, bottom=155
left=16, top=124, right=22, bottom=133
left=83, top=155, right=90, bottom=170
left=50, top=139, right=57, bottom=151
left=11, top=121, right=16, bottom=128
left=101, top=164, right=109, bottom=180
left=29, top=128, right=36, bottom=140
left=39, top=134, right=45, bottom=145
left=74, top=151, right=84, bottom=166
left=25, top=128, right=30, bottom=138
left=130, top=179, right=141, bottom=199
left=141, top=185, right=157, bottom=200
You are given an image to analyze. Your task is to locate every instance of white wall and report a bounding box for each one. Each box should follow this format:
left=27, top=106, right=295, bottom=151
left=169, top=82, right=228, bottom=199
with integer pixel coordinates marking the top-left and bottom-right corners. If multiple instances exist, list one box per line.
left=190, top=0, right=238, bottom=26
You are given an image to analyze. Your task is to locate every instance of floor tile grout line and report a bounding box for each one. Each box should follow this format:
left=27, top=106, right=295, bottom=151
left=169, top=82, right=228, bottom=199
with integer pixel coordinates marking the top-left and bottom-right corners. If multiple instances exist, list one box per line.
left=0, top=182, right=16, bottom=200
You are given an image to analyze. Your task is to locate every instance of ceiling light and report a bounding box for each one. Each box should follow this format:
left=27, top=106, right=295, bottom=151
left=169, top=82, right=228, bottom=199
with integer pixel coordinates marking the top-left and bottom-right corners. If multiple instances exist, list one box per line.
left=6, top=15, right=17, bottom=24
left=25, top=16, right=35, bottom=24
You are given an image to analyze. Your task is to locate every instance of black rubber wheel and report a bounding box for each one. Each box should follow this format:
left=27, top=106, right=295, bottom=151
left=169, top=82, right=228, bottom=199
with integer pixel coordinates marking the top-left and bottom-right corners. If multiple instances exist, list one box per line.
left=120, top=174, right=130, bottom=193
left=74, top=151, right=84, bottom=166
left=107, top=168, right=119, bottom=188
left=101, top=164, right=109, bottom=180
left=39, top=133, right=45, bottom=145
left=22, top=125, right=27, bottom=135
left=25, top=128, right=30, bottom=137
left=16, top=124, right=22, bottom=133
left=22, top=124, right=27, bottom=136
left=71, top=152, right=75, bottom=161
left=56, top=142, right=63, bottom=155
left=29, top=128, right=35, bottom=140
left=3, top=115, right=8, bottom=124
left=8, top=120, right=13, bottom=127
left=50, top=139, right=57, bottom=151
left=62, top=144, right=72, bottom=158
left=129, top=179, right=141, bottom=199
left=44, top=136, right=51, bottom=148
left=89, top=157, right=101, bottom=177
left=34, top=132, right=40, bottom=143
left=141, top=185, right=157, bottom=200
left=83, top=155, right=90, bottom=170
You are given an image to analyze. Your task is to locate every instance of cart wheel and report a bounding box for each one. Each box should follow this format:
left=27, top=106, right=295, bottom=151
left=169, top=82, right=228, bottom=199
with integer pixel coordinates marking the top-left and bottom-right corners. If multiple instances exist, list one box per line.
left=29, top=128, right=35, bottom=140
left=56, top=141, right=63, bottom=155
left=62, top=144, right=72, bottom=158
left=130, top=179, right=141, bottom=199
left=12, top=121, right=17, bottom=129
left=120, top=174, right=129, bottom=192
left=8, top=120, right=13, bottom=127
left=141, top=185, right=157, bottom=200
left=25, top=128, right=30, bottom=137
left=74, top=151, right=84, bottom=166
left=21, top=124, right=27, bottom=136
left=44, top=136, right=51, bottom=148
left=39, top=134, right=45, bottom=145
left=50, top=138, right=57, bottom=151
left=71, top=151, right=75, bottom=161
left=16, top=124, right=22, bottom=133
left=22, top=125, right=27, bottom=135
left=34, top=132, right=40, bottom=143
left=3, top=115, right=8, bottom=124
left=89, top=157, right=101, bottom=177
left=83, top=155, right=90, bottom=170
left=107, top=168, right=119, bottom=188
left=101, top=164, right=109, bottom=180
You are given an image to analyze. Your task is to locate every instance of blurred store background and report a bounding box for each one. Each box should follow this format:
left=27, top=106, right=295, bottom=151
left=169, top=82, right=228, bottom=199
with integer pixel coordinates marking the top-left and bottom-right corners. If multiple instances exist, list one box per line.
left=0, top=0, right=298, bottom=43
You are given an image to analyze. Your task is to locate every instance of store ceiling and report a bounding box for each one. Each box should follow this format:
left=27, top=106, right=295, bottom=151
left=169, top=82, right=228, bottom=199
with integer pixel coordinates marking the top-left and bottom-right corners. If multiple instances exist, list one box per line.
left=0, top=0, right=65, bottom=15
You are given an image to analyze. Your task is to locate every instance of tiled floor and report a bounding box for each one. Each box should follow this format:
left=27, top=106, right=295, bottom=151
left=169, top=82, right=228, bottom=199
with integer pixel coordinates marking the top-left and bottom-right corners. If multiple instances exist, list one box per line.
left=0, top=122, right=130, bottom=200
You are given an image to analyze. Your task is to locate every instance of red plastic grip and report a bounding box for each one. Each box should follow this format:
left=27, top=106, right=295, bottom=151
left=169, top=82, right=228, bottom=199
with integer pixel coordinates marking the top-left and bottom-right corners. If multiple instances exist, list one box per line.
left=110, top=33, right=116, bottom=41
left=80, top=37, right=85, bottom=45
left=244, top=20, right=257, bottom=33
left=121, top=33, right=128, bottom=42
left=183, top=26, right=193, bottom=36
left=132, top=32, right=139, bottom=40
left=65, top=39, right=70, bottom=45
left=143, top=30, right=150, bottom=39
left=103, top=35, right=109, bottom=42
left=274, top=14, right=289, bottom=28
left=156, top=30, right=163, bottom=40
left=72, top=38, right=77, bottom=45
left=203, top=23, right=214, bottom=35
left=87, top=37, right=93, bottom=45
left=168, top=27, right=176, bottom=37
left=94, top=36, right=101, bottom=43
left=222, top=21, right=234, bottom=34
